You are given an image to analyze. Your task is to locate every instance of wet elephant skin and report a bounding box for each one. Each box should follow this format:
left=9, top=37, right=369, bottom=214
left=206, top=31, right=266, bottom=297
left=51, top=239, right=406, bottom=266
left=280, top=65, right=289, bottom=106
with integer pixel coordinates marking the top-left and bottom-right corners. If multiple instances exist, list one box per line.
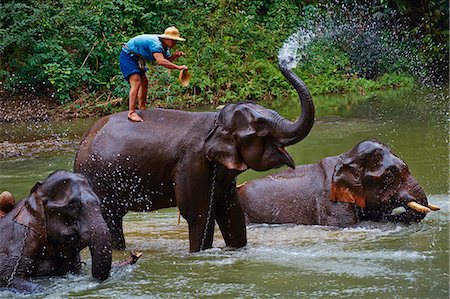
left=74, top=63, right=315, bottom=252
left=0, top=171, right=112, bottom=293
left=238, top=140, right=437, bottom=226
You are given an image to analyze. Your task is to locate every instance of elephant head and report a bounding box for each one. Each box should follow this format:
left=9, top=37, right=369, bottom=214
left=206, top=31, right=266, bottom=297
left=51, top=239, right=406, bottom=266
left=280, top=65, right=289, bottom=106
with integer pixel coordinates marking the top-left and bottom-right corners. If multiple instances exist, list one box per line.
left=13, top=170, right=112, bottom=281
left=205, top=63, right=315, bottom=172
left=330, top=140, right=439, bottom=223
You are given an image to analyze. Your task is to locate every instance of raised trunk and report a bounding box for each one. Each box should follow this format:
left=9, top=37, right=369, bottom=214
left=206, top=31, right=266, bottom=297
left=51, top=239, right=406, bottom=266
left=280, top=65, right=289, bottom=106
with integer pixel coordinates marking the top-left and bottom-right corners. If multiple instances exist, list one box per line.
left=277, top=63, right=315, bottom=146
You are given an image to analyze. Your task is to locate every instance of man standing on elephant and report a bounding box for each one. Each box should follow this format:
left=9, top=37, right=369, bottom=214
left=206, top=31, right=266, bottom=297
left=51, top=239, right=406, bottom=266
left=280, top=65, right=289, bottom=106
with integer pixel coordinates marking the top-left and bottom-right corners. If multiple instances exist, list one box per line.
left=120, top=26, right=188, bottom=122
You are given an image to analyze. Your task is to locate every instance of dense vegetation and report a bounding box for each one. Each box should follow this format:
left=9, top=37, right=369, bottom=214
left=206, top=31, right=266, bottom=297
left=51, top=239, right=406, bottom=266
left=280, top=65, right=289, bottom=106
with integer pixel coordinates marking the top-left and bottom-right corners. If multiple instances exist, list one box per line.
left=0, top=0, right=448, bottom=113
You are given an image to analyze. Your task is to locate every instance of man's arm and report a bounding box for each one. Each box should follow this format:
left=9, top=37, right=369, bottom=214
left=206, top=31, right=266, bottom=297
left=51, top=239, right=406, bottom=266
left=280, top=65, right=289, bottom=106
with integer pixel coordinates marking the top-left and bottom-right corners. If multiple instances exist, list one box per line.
left=153, top=52, right=187, bottom=70
left=167, top=51, right=185, bottom=62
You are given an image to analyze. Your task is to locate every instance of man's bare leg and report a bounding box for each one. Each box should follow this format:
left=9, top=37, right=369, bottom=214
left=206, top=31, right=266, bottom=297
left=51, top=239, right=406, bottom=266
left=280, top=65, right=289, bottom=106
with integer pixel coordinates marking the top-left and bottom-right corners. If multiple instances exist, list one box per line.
left=137, top=74, right=148, bottom=110
left=128, top=74, right=143, bottom=122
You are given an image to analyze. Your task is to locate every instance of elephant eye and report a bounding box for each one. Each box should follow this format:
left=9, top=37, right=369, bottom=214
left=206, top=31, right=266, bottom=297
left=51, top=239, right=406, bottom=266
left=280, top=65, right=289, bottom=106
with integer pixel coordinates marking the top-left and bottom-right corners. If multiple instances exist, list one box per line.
left=255, top=122, right=270, bottom=137
left=67, top=199, right=82, bottom=212
left=384, top=166, right=398, bottom=184
left=367, top=152, right=383, bottom=169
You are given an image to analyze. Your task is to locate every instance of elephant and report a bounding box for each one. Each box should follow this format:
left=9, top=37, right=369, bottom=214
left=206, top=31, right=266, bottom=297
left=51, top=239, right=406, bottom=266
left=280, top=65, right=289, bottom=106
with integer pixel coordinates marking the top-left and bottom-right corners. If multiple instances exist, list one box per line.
left=0, top=171, right=112, bottom=293
left=74, top=62, right=315, bottom=252
left=238, top=140, right=440, bottom=226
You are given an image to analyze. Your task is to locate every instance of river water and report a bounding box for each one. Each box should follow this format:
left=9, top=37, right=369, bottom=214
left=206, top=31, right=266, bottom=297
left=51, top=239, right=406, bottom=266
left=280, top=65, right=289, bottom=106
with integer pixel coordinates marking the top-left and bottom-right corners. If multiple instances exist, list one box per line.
left=0, top=88, right=448, bottom=298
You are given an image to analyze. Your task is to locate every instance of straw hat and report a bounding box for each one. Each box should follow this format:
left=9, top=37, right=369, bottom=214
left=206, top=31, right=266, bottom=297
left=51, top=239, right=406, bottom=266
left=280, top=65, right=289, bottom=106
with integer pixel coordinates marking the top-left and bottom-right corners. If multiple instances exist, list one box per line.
left=179, top=69, right=191, bottom=87
left=158, top=26, right=186, bottom=41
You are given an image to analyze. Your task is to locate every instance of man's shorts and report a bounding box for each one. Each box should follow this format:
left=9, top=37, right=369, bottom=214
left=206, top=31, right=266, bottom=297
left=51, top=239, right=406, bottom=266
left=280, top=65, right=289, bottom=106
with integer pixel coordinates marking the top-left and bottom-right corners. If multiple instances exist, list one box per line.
left=119, top=50, right=148, bottom=81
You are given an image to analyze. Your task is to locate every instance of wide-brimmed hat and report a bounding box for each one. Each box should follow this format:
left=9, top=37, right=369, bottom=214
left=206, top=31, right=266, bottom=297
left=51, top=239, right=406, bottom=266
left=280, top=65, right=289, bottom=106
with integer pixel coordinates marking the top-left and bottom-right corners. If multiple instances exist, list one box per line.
left=158, top=26, right=186, bottom=41
left=179, top=69, right=191, bottom=87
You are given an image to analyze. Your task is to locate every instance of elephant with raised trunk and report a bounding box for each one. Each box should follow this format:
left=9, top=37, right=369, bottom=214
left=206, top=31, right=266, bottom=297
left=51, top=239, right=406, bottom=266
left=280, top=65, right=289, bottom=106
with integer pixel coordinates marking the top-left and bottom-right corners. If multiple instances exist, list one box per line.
left=0, top=171, right=112, bottom=293
left=238, top=140, right=440, bottom=226
left=74, top=63, right=315, bottom=252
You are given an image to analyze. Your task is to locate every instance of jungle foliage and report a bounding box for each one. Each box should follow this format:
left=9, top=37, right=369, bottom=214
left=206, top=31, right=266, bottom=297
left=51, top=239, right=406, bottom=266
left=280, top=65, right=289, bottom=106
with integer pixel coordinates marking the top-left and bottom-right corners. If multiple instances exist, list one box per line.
left=0, top=0, right=448, bottom=111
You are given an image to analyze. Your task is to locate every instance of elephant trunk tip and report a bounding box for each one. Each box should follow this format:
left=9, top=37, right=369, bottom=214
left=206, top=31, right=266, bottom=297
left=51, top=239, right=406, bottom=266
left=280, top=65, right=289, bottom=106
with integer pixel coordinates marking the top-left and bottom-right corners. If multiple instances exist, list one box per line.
left=88, top=226, right=112, bottom=282
left=278, top=59, right=291, bottom=71
left=91, top=246, right=112, bottom=281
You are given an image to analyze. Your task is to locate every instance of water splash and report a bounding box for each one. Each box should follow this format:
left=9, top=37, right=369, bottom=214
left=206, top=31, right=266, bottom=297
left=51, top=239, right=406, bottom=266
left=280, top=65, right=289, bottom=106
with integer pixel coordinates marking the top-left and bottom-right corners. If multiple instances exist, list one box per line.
left=278, top=28, right=316, bottom=70
left=277, top=3, right=447, bottom=86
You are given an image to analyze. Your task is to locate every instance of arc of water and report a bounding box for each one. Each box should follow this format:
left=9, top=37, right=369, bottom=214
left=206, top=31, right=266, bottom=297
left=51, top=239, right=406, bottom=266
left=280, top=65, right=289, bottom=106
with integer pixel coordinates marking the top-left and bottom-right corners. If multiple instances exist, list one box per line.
left=278, top=28, right=316, bottom=70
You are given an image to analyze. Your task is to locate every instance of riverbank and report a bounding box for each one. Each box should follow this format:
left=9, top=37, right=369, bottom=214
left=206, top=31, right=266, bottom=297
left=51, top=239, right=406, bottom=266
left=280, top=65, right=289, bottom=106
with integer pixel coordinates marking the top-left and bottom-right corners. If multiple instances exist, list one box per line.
left=0, top=86, right=87, bottom=158
left=0, top=86, right=67, bottom=122
left=0, top=84, right=124, bottom=123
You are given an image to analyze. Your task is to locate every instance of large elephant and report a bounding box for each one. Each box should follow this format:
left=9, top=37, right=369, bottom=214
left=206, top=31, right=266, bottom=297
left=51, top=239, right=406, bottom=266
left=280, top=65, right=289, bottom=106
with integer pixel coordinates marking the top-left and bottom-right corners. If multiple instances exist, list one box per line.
left=238, top=140, right=440, bottom=226
left=0, top=171, right=112, bottom=292
left=74, top=63, right=315, bottom=252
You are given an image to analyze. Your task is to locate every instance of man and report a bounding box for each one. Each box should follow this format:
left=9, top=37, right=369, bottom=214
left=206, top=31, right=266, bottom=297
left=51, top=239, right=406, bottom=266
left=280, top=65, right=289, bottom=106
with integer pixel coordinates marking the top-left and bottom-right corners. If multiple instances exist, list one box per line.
left=120, top=26, right=188, bottom=122
left=0, top=191, right=15, bottom=217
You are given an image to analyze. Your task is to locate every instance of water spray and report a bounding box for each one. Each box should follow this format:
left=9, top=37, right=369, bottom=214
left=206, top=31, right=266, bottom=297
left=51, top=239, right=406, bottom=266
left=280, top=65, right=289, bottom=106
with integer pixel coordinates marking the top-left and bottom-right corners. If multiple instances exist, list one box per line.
left=278, top=29, right=316, bottom=70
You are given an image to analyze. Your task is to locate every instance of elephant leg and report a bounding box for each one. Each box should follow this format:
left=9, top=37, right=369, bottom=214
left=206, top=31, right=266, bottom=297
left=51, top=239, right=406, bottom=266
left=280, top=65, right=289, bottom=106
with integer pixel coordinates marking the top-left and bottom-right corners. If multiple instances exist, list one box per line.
left=175, top=176, right=215, bottom=252
left=102, top=205, right=127, bottom=250
left=215, top=188, right=247, bottom=249
left=186, top=211, right=215, bottom=252
left=108, top=216, right=126, bottom=250
left=179, top=192, right=215, bottom=252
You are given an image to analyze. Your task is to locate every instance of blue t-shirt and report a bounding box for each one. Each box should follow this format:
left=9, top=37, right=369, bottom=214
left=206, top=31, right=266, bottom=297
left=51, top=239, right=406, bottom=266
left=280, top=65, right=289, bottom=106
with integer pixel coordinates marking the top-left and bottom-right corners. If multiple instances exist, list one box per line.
left=123, top=34, right=170, bottom=61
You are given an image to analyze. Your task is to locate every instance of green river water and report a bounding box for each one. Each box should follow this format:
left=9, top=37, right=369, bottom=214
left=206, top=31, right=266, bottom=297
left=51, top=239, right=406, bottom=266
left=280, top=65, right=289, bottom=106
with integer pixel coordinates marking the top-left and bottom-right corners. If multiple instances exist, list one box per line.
left=0, top=88, right=448, bottom=298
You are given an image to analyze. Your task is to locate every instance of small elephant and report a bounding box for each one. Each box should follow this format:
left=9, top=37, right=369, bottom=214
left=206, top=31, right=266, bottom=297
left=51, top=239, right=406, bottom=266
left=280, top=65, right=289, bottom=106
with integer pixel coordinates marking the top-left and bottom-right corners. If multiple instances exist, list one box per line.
left=74, top=62, right=315, bottom=252
left=0, top=171, right=112, bottom=292
left=238, top=140, right=440, bottom=226
left=0, top=191, right=15, bottom=217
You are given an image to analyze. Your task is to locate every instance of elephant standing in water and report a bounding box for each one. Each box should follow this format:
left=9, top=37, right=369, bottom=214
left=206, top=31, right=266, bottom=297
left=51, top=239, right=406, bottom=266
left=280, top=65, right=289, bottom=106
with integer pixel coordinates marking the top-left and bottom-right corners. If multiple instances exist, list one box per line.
left=74, top=63, right=315, bottom=252
left=0, top=171, right=112, bottom=292
left=238, top=140, right=440, bottom=226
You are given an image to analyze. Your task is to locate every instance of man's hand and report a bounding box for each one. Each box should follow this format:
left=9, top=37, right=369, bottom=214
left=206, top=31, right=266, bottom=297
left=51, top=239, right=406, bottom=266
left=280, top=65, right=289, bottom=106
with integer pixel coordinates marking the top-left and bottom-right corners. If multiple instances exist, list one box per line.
left=172, top=51, right=185, bottom=59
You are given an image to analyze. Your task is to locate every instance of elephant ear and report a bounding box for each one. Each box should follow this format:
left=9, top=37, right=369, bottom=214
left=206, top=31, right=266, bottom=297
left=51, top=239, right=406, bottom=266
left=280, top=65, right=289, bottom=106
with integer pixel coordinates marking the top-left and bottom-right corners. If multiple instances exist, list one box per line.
left=205, top=126, right=248, bottom=171
left=30, top=181, right=42, bottom=194
left=330, top=156, right=366, bottom=208
left=14, top=189, right=47, bottom=241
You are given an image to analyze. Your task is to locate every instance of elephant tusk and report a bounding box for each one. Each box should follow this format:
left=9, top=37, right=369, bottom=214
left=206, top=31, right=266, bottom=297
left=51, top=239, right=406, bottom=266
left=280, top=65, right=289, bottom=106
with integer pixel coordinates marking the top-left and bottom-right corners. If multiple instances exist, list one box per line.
left=427, top=203, right=441, bottom=211
left=407, top=201, right=431, bottom=214
left=236, top=182, right=247, bottom=189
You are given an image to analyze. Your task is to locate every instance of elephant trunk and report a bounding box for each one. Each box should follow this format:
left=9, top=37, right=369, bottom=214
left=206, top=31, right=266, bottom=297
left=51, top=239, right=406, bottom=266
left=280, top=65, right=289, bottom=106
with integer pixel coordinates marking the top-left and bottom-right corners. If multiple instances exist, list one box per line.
left=405, top=178, right=428, bottom=207
left=82, top=209, right=112, bottom=281
left=276, top=63, right=315, bottom=146
left=403, top=179, right=431, bottom=215
left=390, top=179, right=430, bottom=222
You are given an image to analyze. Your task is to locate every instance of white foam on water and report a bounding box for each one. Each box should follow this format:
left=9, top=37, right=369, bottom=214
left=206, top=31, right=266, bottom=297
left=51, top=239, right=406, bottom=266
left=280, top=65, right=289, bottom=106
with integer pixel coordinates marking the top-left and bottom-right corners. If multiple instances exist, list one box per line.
left=244, top=245, right=427, bottom=278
